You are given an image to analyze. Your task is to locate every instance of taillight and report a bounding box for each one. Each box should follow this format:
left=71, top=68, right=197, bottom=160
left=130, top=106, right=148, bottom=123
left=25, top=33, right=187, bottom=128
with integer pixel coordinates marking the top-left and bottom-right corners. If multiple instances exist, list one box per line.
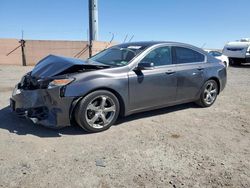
left=219, top=61, right=226, bottom=67
left=247, top=46, right=250, bottom=53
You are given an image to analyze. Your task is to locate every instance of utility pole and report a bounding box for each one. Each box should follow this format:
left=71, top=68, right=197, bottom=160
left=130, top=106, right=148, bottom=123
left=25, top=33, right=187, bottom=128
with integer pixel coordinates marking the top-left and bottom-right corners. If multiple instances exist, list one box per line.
left=89, top=0, right=99, bottom=57
left=20, top=39, right=26, bottom=66
left=20, top=30, right=26, bottom=66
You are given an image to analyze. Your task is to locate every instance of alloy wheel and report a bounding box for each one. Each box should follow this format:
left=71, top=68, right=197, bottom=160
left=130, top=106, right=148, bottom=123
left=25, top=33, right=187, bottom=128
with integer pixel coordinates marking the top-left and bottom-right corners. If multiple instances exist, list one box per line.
left=203, top=82, right=217, bottom=105
left=85, top=95, right=116, bottom=129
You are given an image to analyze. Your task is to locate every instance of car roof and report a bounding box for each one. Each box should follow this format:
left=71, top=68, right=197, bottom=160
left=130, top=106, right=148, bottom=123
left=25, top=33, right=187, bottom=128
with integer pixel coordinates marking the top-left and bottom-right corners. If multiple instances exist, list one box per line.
left=116, top=41, right=194, bottom=48
left=116, top=41, right=166, bottom=48
left=115, top=41, right=205, bottom=53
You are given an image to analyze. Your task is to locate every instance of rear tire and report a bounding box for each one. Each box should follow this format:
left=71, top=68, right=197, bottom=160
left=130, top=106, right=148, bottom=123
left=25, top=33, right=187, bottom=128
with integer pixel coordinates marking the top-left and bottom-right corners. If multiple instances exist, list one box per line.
left=74, top=90, right=120, bottom=133
left=196, top=80, right=218, bottom=108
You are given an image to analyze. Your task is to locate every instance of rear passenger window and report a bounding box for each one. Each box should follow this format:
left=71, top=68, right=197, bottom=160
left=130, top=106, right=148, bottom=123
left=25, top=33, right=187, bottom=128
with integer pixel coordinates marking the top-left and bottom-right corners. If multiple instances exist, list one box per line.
left=175, top=47, right=205, bottom=64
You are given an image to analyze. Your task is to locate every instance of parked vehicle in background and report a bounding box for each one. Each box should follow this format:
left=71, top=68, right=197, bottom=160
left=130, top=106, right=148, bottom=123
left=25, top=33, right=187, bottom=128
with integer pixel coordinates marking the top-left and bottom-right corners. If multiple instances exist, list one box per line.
left=205, top=50, right=229, bottom=67
left=223, top=38, right=250, bottom=65
left=10, top=41, right=227, bottom=133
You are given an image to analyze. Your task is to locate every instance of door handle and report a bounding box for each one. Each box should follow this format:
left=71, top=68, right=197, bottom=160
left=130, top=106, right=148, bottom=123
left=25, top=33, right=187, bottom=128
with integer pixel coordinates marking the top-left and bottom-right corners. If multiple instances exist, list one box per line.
left=197, top=66, right=204, bottom=71
left=165, top=70, right=176, bottom=75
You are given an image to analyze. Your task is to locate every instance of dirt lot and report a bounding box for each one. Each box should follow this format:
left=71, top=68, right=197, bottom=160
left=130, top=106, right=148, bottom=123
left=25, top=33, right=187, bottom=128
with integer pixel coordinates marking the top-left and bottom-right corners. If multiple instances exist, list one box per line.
left=0, top=65, right=249, bottom=188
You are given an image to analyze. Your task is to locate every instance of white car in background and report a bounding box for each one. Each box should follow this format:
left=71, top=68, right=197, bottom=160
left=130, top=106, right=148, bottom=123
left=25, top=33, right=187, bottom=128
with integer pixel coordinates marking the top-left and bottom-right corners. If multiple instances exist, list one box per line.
left=205, top=50, right=229, bottom=67
left=223, top=38, right=250, bottom=65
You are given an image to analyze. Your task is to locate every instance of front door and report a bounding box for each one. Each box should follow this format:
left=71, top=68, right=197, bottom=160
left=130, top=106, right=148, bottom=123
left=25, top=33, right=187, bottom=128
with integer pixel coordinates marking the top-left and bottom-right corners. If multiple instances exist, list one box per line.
left=128, top=46, right=178, bottom=112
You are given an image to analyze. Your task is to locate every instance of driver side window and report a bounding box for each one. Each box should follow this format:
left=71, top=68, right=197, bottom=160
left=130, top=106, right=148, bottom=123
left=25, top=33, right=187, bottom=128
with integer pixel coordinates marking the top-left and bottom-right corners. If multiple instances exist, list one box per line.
left=141, top=46, right=172, bottom=66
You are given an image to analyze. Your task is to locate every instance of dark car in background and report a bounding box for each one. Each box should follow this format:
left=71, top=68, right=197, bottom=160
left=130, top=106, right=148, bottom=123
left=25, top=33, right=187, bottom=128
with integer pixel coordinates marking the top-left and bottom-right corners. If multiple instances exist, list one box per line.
left=10, top=41, right=227, bottom=133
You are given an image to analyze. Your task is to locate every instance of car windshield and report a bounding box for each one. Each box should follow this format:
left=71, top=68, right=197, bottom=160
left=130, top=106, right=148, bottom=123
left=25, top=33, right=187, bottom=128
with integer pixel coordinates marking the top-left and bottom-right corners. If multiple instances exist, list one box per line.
left=89, top=46, right=144, bottom=67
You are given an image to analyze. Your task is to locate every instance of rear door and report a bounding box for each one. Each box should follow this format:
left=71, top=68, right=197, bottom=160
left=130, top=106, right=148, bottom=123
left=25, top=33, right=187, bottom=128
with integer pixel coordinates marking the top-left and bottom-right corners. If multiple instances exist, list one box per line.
left=172, top=46, right=206, bottom=101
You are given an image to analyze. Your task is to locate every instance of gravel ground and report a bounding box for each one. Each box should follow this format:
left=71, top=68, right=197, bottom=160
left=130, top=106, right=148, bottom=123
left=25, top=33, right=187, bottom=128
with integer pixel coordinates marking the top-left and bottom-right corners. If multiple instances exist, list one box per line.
left=0, top=65, right=249, bottom=188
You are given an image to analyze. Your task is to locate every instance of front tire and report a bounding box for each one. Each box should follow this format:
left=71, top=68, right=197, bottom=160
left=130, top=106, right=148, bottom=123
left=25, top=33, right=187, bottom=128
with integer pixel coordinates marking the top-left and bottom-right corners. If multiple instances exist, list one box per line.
left=196, top=80, right=218, bottom=107
left=74, top=90, right=120, bottom=133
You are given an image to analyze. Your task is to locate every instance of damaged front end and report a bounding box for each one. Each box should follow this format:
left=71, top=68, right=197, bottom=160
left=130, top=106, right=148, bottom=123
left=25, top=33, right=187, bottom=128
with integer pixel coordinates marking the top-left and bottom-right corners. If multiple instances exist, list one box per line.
left=10, top=54, right=110, bottom=128
left=10, top=72, right=75, bottom=128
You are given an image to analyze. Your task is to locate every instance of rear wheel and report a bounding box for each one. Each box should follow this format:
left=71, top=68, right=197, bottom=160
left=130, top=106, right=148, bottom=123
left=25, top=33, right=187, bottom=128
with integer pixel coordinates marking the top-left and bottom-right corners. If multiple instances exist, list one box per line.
left=74, top=90, right=120, bottom=133
left=196, top=80, right=218, bottom=107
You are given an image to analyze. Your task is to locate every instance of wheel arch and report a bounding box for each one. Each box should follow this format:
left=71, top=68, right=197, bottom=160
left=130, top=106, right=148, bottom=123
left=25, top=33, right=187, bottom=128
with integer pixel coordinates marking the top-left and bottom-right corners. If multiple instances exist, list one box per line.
left=69, top=87, right=126, bottom=122
left=207, top=77, right=221, bottom=94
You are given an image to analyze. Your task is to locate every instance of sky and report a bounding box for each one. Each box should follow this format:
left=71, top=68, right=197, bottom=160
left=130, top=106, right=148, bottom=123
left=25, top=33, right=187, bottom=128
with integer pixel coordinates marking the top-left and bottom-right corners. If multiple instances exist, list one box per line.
left=0, top=0, right=249, bottom=49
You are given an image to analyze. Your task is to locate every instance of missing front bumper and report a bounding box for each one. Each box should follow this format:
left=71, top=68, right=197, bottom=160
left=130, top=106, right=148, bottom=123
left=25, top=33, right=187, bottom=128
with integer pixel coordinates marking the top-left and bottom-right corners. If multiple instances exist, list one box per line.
left=10, top=86, right=74, bottom=129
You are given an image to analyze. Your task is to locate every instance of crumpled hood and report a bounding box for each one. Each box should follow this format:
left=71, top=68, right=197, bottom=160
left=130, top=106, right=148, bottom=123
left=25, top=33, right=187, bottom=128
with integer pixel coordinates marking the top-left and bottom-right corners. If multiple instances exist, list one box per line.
left=31, top=55, right=85, bottom=78
left=31, top=55, right=106, bottom=78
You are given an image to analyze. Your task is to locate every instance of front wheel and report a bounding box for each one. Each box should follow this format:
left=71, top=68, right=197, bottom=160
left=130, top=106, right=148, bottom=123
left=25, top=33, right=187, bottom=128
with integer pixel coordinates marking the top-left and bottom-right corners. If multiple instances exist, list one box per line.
left=74, top=90, right=120, bottom=133
left=196, top=80, right=218, bottom=107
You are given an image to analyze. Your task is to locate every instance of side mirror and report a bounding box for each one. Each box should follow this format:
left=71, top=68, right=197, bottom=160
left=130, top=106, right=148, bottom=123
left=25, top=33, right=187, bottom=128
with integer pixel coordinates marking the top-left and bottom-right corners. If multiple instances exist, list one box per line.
left=136, top=61, right=154, bottom=70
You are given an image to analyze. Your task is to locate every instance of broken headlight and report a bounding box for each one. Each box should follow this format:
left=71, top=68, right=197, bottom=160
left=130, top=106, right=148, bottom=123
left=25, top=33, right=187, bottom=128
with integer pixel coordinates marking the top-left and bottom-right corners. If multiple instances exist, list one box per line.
left=48, top=78, right=75, bottom=89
